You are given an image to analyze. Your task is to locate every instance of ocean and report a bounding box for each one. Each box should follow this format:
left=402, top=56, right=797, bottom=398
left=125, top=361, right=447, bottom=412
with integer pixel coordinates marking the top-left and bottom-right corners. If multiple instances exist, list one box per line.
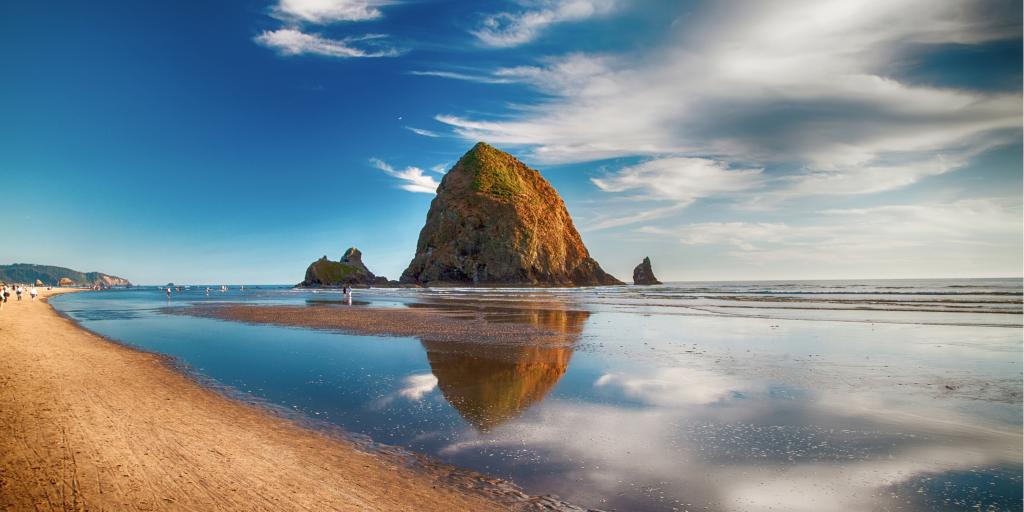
left=51, top=278, right=1022, bottom=511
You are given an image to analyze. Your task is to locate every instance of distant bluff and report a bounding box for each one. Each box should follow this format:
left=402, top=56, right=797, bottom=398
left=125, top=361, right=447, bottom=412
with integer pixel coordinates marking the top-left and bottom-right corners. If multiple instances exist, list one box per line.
left=400, top=142, right=621, bottom=287
left=0, top=263, right=130, bottom=288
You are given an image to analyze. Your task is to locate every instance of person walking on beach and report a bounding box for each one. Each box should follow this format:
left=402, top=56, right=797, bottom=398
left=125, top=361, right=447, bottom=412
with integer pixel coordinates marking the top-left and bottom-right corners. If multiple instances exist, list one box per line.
left=0, top=285, right=6, bottom=311
left=15, top=286, right=22, bottom=301
left=29, top=286, right=38, bottom=301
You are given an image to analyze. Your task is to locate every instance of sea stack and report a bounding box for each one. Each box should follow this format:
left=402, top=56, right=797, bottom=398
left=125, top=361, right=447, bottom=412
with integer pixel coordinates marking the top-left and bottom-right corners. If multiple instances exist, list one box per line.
left=400, top=142, right=622, bottom=287
left=301, top=247, right=388, bottom=287
left=632, top=257, right=662, bottom=285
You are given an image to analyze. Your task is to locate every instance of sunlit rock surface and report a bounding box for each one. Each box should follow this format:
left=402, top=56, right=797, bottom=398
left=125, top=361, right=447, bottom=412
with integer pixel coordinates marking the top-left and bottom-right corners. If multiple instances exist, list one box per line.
left=401, top=143, right=621, bottom=287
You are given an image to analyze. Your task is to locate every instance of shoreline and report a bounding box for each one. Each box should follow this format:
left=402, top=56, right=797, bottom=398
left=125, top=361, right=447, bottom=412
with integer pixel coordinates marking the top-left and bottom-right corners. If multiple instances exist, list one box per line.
left=0, top=289, right=578, bottom=511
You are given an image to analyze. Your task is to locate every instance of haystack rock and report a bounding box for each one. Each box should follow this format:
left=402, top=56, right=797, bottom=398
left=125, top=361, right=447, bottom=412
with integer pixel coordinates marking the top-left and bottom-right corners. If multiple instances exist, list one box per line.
left=58, top=277, right=74, bottom=287
left=632, top=257, right=662, bottom=285
left=301, top=247, right=389, bottom=287
left=34, top=279, right=44, bottom=286
left=400, top=142, right=621, bottom=286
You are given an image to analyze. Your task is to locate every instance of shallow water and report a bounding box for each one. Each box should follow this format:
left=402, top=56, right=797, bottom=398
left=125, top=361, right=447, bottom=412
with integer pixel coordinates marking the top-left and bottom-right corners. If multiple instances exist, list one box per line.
left=52, top=279, right=1022, bottom=511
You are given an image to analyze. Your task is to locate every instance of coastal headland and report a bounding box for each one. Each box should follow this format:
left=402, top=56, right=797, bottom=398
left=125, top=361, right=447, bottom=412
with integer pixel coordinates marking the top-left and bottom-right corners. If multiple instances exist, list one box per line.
left=0, top=290, right=565, bottom=511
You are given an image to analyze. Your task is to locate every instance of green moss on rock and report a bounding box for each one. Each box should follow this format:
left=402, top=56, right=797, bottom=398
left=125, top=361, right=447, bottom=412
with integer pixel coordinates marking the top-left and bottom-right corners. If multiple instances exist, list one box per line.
left=311, top=259, right=358, bottom=282
left=461, top=142, right=524, bottom=199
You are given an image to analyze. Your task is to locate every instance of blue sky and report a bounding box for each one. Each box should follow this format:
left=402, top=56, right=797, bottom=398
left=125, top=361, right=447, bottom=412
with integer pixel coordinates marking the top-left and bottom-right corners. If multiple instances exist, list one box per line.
left=0, top=0, right=1020, bottom=284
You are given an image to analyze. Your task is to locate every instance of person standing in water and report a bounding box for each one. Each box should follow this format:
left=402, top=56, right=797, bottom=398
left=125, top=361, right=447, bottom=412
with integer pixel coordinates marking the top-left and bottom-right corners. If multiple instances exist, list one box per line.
left=166, top=287, right=172, bottom=300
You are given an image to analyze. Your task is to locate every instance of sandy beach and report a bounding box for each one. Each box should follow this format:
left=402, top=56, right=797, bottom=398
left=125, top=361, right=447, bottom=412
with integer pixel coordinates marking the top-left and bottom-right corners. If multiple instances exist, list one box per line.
left=0, top=289, right=516, bottom=511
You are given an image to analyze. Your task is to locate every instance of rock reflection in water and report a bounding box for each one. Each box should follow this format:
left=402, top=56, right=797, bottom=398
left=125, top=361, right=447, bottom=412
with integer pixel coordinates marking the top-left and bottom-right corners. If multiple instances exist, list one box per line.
left=420, top=306, right=589, bottom=431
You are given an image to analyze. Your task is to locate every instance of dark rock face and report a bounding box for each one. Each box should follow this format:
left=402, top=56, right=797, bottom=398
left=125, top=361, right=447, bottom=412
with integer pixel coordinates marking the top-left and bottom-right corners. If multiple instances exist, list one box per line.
left=632, top=257, right=662, bottom=285
left=301, top=247, right=386, bottom=287
left=400, top=142, right=622, bottom=287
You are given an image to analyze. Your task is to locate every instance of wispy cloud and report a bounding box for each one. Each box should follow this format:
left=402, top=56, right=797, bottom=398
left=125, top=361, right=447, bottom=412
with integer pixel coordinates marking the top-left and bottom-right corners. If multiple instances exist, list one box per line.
left=583, top=203, right=688, bottom=232
left=473, top=0, right=618, bottom=48
left=408, top=70, right=515, bottom=84
left=592, top=157, right=765, bottom=205
left=272, top=0, right=392, bottom=24
left=582, top=157, right=765, bottom=230
left=404, top=126, right=441, bottom=138
left=370, top=158, right=440, bottom=194
left=257, top=1, right=401, bottom=58
left=255, top=29, right=399, bottom=57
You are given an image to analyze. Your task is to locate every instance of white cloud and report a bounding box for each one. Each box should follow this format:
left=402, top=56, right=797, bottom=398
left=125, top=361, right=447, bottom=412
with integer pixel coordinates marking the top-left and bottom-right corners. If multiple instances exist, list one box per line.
left=581, top=157, right=764, bottom=230
left=767, top=155, right=966, bottom=202
left=404, top=126, right=441, bottom=138
left=255, top=29, right=399, bottom=58
left=473, top=0, right=618, bottom=48
left=592, top=157, right=765, bottom=204
left=434, top=0, right=1020, bottom=194
left=272, top=0, right=391, bottom=24
left=370, top=158, right=441, bottom=194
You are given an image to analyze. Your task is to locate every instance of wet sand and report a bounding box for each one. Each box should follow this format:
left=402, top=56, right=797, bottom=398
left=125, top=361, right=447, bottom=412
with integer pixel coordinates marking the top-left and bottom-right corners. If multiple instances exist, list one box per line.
left=177, top=302, right=585, bottom=346
left=0, top=290, right=520, bottom=511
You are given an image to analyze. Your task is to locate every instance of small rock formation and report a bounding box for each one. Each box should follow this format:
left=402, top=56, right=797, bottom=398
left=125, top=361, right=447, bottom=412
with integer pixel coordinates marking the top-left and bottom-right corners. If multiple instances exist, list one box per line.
left=632, top=257, right=662, bottom=285
left=301, top=247, right=389, bottom=287
left=400, top=142, right=621, bottom=287
left=91, top=274, right=131, bottom=287
left=58, top=277, right=74, bottom=287
left=34, top=279, right=44, bottom=286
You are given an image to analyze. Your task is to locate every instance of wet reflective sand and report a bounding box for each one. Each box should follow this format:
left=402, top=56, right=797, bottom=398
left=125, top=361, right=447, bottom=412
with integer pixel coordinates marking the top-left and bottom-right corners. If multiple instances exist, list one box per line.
left=51, top=281, right=1022, bottom=511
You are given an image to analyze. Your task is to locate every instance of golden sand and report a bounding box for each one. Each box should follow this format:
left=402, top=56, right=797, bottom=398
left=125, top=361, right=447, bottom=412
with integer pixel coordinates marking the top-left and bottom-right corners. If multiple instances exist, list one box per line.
left=0, top=290, right=509, bottom=511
